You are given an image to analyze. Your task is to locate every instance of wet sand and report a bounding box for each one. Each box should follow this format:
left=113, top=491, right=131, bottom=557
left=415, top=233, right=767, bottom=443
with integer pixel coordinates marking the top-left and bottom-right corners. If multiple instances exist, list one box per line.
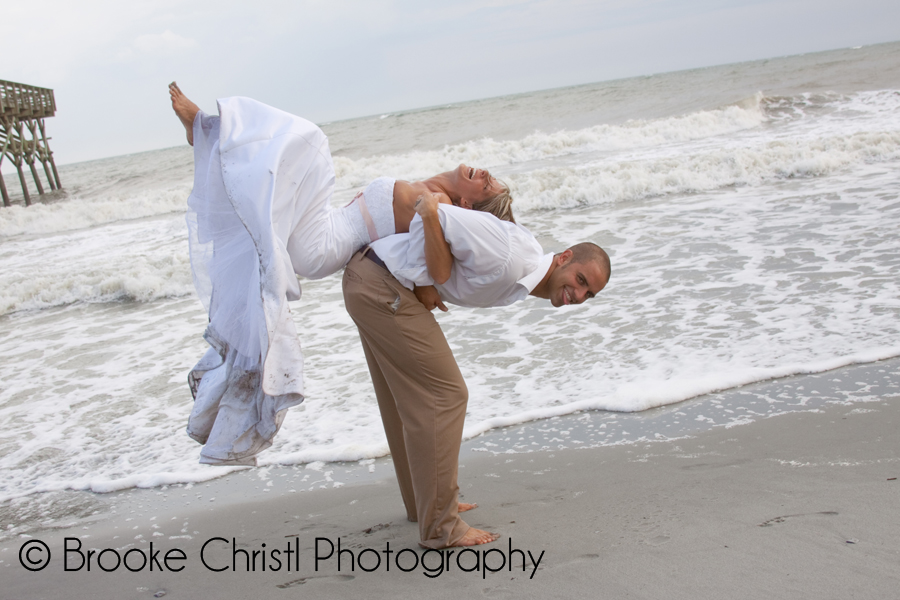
left=4, top=362, right=899, bottom=599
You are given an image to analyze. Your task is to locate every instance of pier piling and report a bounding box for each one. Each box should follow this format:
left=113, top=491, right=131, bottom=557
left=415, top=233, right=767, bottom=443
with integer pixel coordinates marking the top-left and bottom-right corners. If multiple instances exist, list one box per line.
left=0, top=80, right=61, bottom=207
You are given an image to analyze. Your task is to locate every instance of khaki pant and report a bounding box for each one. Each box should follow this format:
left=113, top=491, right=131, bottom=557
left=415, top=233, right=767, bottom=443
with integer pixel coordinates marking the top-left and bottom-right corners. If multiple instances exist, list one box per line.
left=342, top=251, right=470, bottom=548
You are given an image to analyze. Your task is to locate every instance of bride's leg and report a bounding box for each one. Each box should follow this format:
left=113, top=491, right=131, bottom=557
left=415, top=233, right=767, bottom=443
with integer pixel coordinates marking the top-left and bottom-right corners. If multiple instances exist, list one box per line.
left=169, top=82, right=201, bottom=146
left=282, top=147, right=354, bottom=279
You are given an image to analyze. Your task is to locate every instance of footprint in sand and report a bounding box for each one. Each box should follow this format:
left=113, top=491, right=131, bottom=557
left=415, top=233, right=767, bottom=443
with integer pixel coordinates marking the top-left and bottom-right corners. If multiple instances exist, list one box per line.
left=276, top=574, right=354, bottom=588
left=644, top=535, right=671, bottom=546
left=758, top=511, right=838, bottom=527
left=362, top=523, right=392, bottom=535
left=482, top=586, right=514, bottom=597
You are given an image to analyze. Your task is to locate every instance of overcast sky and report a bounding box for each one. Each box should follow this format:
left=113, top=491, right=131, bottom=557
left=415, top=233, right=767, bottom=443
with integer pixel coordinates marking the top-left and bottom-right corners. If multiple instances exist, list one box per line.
left=3, top=0, right=899, bottom=166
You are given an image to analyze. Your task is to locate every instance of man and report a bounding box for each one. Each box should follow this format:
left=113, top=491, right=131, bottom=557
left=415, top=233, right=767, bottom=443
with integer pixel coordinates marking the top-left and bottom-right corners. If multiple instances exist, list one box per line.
left=342, top=194, right=610, bottom=548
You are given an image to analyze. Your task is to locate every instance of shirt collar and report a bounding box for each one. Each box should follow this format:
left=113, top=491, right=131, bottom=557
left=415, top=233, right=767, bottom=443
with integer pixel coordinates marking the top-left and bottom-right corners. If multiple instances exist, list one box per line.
left=517, top=253, right=554, bottom=293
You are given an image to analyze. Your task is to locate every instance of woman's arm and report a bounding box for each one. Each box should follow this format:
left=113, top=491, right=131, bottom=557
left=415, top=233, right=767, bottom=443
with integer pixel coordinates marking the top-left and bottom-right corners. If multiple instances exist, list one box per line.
left=414, top=192, right=452, bottom=284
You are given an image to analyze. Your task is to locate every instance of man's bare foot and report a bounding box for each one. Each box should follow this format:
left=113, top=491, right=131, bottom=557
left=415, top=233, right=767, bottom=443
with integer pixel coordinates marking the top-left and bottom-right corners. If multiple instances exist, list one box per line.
left=169, top=82, right=200, bottom=146
left=458, top=502, right=477, bottom=513
left=453, top=527, right=499, bottom=547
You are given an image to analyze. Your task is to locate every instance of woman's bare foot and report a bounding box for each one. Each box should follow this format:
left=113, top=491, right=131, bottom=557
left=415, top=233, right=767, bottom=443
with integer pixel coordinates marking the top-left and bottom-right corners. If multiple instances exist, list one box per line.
left=454, top=527, right=500, bottom=547
left=169, top=82, right=200, bottom=146
left=458, top=502, right=477, bottom=512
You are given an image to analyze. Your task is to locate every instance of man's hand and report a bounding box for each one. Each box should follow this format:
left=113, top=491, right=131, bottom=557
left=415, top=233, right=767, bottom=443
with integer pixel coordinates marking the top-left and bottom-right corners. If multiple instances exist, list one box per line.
left=414, top=285, right=448, bottom=312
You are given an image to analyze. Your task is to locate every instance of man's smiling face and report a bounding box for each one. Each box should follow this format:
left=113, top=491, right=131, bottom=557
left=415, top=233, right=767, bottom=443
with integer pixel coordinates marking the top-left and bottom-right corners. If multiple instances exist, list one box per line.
left=546, top=250, right=608, bottom=307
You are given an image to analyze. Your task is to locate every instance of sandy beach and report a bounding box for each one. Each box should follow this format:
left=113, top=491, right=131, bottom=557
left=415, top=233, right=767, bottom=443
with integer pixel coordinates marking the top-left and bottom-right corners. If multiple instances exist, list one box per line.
left=5, top=359, right=898, bottom=599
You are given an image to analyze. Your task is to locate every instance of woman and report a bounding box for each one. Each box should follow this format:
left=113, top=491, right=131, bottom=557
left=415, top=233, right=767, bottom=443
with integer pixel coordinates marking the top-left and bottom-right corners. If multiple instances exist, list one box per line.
left=169, top=83, right=514, bottom=465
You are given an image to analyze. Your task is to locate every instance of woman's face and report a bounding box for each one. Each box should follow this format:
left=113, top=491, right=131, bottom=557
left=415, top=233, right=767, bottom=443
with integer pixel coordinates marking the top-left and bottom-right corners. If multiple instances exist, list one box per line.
left=454, top=164, right=506, bottom=207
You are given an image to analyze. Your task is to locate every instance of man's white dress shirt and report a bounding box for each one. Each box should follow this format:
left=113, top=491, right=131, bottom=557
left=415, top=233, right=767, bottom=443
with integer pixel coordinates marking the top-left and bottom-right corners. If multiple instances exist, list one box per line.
left=369, top=204, right=554, bottom=308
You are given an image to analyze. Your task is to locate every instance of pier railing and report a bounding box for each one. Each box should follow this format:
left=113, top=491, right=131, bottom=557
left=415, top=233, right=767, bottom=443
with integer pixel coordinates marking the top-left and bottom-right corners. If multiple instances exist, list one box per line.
left=0, top=79, right=62, bottom=207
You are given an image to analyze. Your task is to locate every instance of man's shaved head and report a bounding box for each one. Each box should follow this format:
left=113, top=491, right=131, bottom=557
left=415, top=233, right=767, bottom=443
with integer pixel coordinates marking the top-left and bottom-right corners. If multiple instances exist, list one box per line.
left=568, top=242, right=611, bottom=283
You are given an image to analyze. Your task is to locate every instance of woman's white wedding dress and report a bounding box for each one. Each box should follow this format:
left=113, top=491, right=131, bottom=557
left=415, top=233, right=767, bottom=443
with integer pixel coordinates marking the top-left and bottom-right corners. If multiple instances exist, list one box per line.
left=185, top=97, right=395, bottom=465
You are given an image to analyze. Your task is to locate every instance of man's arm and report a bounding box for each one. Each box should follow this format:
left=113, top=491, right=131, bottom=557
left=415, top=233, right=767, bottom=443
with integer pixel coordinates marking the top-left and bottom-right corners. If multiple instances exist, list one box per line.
left=372, top=203, right=538, bottom=308
left=414, top=192, right=452, bottom=284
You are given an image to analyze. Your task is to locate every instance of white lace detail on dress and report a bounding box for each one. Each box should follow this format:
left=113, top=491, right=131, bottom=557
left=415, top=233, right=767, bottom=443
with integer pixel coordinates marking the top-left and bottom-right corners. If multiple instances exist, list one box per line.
left=360, top=176, right=396, bottom=241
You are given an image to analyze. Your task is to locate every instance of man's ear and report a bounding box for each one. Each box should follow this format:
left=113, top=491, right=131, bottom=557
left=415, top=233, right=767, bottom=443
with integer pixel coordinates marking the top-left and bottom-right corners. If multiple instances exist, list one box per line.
left=557, top=249, right=574, bottom=266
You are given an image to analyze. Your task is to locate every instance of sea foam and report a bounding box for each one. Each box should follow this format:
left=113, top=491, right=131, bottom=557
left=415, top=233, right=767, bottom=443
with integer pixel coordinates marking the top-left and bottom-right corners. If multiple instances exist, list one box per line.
left=0, top=216, right=193, bottom=315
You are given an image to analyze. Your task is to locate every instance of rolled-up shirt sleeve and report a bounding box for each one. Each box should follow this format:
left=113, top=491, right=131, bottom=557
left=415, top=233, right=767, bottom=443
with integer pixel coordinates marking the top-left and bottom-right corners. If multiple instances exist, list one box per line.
left=428, top=207, right=511, bottom=280
left=370, top=205, right=548, bottom=308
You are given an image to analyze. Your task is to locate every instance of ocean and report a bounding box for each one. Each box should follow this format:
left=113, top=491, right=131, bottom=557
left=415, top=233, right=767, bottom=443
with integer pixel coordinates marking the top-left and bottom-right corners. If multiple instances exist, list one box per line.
left=2, top=42, right=899, bottom=517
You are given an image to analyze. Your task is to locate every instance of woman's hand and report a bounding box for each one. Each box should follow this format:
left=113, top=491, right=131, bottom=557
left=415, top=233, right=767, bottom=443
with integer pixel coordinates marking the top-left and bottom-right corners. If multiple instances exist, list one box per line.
left=414, top=192, right=441, bottom=218
left=414, top=285, right=448, bottom=312
left=433, top=191, right=453, bottom=206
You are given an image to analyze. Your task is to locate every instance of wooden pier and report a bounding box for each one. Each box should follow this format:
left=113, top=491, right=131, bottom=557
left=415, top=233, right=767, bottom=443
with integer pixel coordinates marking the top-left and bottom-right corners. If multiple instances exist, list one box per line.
left=0, top=79, right=62, bottom=207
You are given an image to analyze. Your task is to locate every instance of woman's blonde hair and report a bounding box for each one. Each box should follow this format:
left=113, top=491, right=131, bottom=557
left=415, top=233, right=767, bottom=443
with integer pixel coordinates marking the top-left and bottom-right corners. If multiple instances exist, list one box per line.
left=471, top=179, right=515, bottom=223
